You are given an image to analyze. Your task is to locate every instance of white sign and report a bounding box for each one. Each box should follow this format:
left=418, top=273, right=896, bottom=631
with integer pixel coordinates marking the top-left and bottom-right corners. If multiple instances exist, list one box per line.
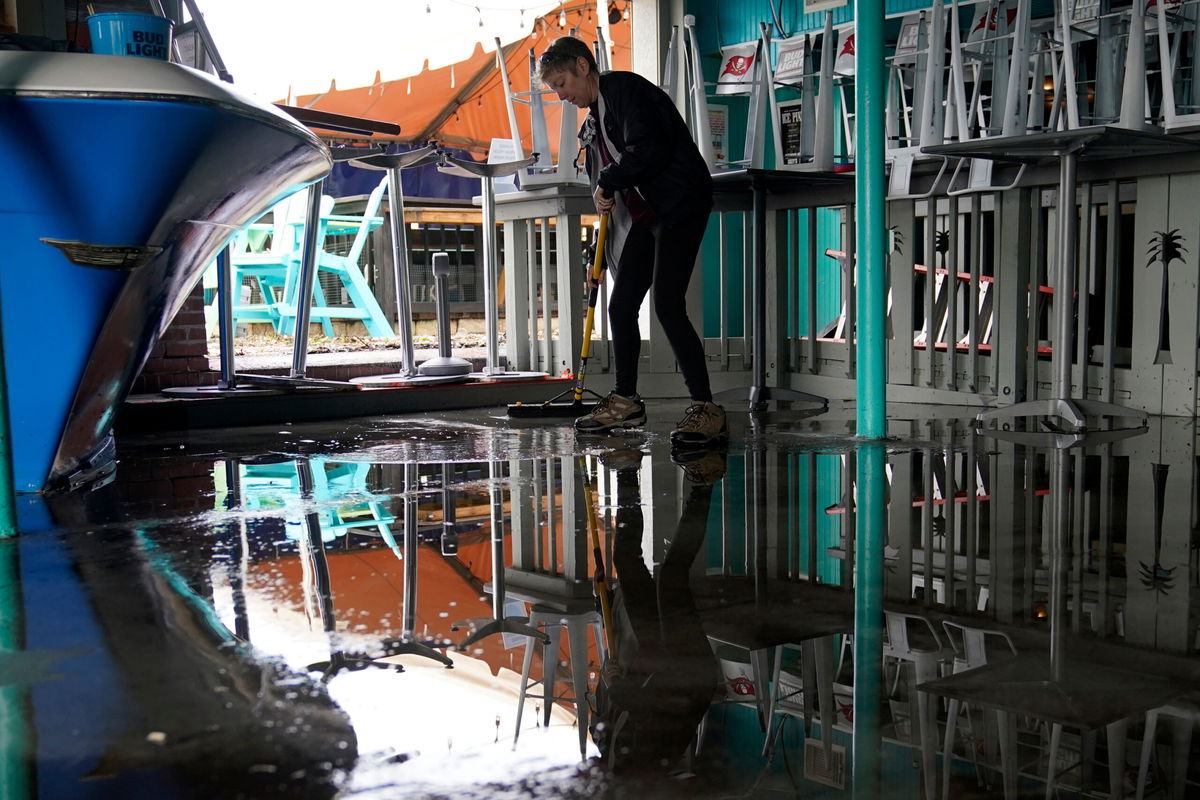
left=488, top=137, right=520, bottom=193
left=708, top=105, right=729, bottom=167
left=893, top=16, right=922, bottom=60
left=774, top=36, right=807, bottom=83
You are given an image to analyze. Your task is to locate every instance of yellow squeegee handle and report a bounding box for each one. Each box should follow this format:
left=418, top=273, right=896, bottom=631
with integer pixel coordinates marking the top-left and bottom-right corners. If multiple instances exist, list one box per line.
left=580, top=455, right=617, bottom=657
left=573, top=213, right=608, bottom=401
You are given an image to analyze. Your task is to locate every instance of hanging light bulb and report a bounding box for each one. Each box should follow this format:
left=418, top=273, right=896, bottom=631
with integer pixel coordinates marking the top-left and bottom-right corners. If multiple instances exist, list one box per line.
left=559, top=5, right=567, bottom=27
left=425, top=2, right=430, bottom=12
left=623, top=1, right=630, bottom=20
left=477, top=6, right=483, bottom=26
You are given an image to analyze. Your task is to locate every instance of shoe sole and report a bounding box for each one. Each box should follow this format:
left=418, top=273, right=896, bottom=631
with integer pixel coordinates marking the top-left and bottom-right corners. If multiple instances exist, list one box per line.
left=670, top=428, right=729, bottom=447
left=574, top=415, right=647, bottom=434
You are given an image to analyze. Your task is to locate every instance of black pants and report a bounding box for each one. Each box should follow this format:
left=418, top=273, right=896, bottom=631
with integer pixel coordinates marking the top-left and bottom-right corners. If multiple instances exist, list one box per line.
left=609, top=208, right=712, bottom=401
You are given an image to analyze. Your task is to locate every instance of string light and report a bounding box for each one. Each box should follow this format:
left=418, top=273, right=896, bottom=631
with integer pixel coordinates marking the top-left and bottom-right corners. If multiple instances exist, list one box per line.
left=477, top=6, right=483, bottom=26
left=559, top=4, right=566, bottom=27
left=623, top=2, right=630, bottom=20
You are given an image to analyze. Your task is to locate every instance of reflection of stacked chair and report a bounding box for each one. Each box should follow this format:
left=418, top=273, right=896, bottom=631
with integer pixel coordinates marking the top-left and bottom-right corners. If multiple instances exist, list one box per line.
left=1136, top=695, right=1200, bottom=800
left=504, top=456, right=602, bottom=757
left=883, top=611, right=950, bottom=800
left=760, top=634, right=853, bottom=762
left=514, top=604, right=607, bottom=759
left=939, top=620, right=1019, bottom=799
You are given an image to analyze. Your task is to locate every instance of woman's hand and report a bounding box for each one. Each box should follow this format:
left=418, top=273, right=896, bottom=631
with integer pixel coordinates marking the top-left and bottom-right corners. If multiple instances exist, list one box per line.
left=593, top=185, right=614, bottom=213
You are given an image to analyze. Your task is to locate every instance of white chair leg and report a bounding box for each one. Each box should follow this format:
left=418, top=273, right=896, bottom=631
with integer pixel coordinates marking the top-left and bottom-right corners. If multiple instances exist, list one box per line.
left=917, top=687, right=936, bottom=800
left=1170, top=713, right=1192, bottom=799
left=750, top=647, right=771, bottom=732
left=815, top=636, right=835, bottom=760
left=541, top=623, right=563, bottom=728
left=996, top=710, right=1017, bottom=800
left=567, top=617, right=591, bottom=759
left=514, top=633, right=540, bottom=745
left=761, top=645, right=785, bottom=757
left=943, top=698, right=962, bottom=800
left=1045, top=723, right=1063, bottom=800
left=1106, top=719, right=1128, bottom=800
left=1137, top=709, right=1159, bottom=800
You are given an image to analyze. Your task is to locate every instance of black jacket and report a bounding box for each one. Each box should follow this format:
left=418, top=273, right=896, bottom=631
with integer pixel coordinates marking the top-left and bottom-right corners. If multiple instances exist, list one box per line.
left=584, top=71, right=713, bottom=224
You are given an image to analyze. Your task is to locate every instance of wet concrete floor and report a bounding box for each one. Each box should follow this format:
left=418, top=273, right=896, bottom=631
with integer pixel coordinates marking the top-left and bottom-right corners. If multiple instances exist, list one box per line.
left=7, top=401, right=1200, bottom=798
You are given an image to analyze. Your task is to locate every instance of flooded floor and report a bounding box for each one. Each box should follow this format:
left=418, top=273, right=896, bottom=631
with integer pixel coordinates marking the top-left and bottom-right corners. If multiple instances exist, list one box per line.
left=8, top=400, right=1200, bottom=798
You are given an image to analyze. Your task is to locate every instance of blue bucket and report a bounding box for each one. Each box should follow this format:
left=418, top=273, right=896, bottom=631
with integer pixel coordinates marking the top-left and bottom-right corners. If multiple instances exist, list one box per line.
left=87, top=13, right=174, bottom=61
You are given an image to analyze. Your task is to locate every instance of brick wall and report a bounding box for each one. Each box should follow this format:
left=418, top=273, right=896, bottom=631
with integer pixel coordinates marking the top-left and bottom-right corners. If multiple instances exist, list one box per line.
left=131, top=282, right=218, bottom=394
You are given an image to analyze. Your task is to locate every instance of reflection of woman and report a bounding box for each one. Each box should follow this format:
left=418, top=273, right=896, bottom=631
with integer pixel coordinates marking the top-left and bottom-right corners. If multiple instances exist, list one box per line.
left=592, top=460, right=719, bottom=773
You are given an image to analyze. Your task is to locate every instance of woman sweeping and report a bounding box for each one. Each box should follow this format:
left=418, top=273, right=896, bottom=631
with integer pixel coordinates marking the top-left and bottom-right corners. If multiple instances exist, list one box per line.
left=538, top=36, right=727, bottom=447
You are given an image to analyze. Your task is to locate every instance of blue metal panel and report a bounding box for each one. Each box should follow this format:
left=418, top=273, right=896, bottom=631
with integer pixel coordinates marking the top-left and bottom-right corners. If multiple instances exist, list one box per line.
left=0, top=97, right=223, bottom=491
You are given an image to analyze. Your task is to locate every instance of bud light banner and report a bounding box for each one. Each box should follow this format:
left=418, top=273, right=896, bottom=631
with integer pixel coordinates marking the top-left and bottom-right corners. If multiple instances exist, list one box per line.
left=716, top=41, right=759, bottom=96
left=774, top=36, right=807, bottom=83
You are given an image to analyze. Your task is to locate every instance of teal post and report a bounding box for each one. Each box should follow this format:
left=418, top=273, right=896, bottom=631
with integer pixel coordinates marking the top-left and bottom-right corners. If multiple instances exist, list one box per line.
left=855, top=0, right=888, bottom=439
left=854, top=3, right=888, bottom=791
left=853, top=442, right=886, bottom=796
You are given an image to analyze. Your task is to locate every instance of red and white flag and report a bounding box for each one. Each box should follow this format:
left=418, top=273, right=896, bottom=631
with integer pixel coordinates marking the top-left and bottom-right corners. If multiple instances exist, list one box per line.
left=834, top=31, right=856, bottom=76
left=716, top=41, right=758, bottom=95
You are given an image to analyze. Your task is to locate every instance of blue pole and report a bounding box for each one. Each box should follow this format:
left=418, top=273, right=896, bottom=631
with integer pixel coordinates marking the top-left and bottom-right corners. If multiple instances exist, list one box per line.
left=853, top=442, right=886, bottom=796
left=855, top=0, right=888, bottom=440
left=0, top=287, right=17, bottom=536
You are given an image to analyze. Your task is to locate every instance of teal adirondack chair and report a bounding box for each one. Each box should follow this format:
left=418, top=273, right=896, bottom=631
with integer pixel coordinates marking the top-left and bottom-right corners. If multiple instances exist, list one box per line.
left=278, top=176, right=393, bottom=338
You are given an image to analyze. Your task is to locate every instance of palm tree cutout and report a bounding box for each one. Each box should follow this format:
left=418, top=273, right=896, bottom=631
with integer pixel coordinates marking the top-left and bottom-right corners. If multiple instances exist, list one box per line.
left=1146, top=229, right=1187, bottom=366
left=1139, top=463, right=1177, bottom=595
left=934, top=229, right=950, bottom=258
left=884, top=225, right=903, bottom=340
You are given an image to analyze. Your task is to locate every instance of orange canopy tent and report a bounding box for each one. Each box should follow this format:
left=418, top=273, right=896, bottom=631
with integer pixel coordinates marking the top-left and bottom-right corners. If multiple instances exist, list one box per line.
left=291, top=0, right=632, bottom=159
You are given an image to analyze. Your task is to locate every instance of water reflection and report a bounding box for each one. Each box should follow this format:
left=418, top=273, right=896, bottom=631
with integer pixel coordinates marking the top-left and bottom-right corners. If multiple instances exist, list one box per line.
left=593, top=447, right=721, bottom=775
left=11, top=411, right=1200, bottom=797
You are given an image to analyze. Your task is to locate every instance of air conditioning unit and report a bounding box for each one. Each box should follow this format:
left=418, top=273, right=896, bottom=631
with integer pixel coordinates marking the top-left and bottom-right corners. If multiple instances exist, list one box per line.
left=804, top=740, right=846, bottom=790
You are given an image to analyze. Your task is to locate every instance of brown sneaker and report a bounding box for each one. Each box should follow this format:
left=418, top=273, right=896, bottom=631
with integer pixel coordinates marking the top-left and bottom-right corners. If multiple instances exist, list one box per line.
left=597, top=445, right=645, bottom=472
left=671, top=401, right=728, bottom=446
left=574, top=392, right=647, bottom=433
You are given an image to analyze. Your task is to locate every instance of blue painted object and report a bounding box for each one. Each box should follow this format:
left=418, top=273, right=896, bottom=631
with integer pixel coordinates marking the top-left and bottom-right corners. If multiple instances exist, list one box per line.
left=0, top=51, right=330, bottom=495
left=0, top=97, right=217, bottom=492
